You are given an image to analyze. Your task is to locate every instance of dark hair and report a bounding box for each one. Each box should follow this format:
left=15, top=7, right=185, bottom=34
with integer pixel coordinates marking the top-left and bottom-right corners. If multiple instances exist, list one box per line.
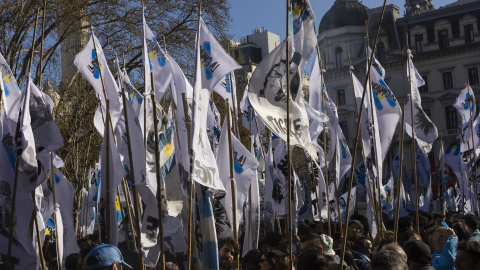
left=297, top=224, right=312, bottom=237
left=457, top=240, right=480, bottom=265
left=65, top=253, right=82, bottom=270
left=463, top=214, right=479, bottom=231
left=323, top=254, right=339, bottom=270
left=398, top=216, right=414, bottom=234
left=452, top=222, right=471, bottom=242
left=348, top=220, right=364, bottom=232
left=432, top=212, right=445, bottom=219
left=353, top=236, right=370, bottom=253
left=297, top=248, right=327, bottom=270
left=218, top=237, right=240, bottom=258
left=402, top=230, right=417, bottom=245
left=350, top=213, right=368, bottom=232
left=370, top=250, right=408, bottom=270
left=242, top=249, right=262, bottom=266
left=263, top=231, right=282, bottom=248
left=423, top=225, right=439, bottom=248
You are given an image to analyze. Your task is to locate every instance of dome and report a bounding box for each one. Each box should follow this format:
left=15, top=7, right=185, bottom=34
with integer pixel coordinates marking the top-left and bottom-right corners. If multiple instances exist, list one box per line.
left=318, top=0, right=369, bottom=34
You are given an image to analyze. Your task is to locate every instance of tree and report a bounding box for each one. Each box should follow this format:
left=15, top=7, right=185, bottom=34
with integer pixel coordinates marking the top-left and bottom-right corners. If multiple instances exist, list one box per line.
left=1, top=0, right=232, bottom=227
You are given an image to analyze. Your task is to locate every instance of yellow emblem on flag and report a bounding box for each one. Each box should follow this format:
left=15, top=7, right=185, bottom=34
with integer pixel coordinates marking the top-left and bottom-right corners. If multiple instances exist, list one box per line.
left=115, top=195, right=121, bottom=211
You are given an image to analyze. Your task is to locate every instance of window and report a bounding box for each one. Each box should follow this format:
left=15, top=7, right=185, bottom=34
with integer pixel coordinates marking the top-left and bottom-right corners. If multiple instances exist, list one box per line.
left=424, top=108, right=431, bottom=119
left=377, top=42, right=386, bottom=61
left=419, top=75, right=428, bottom=93
left=445, top=106, right=458, bottom=129
left=337, top=89, right=346, bottom=106
left=415, top=34, right=424, bottom=53
left=468, top=67, right=479, bottom=85
left=465, top=24, right=475, bottom=44
left=443, top=72, right=453, bottom=89
left=335, top=47, right=343, bottom=68
left=438, top=30, right=449, bottom=49
left=339, top=121, right=349, bottom=140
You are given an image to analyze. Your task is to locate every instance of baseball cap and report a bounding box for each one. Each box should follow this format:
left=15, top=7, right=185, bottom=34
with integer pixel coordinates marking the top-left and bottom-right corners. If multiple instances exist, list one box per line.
left=85, top=244, right=132, bottom=269
left=404, top=240, right=432, bottom=265
left=268, top=242, right=295, bottom=258
left=319, top=234, right=335, bottom=255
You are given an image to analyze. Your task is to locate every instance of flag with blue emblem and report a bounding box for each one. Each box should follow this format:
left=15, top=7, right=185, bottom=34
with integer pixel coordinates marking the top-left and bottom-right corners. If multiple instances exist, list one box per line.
left=74, top=31, right=122, bottom=129
left=198, top=17, right=241, bottom=92
left=214, top=118, right=258, bottom=238
left=454, top=85, right=476, bottom=125
left=369, top=54, right=401, bottom=164
left=0, top=52, right=22, bottom=122
left=143, top=15, right=174, bottom=101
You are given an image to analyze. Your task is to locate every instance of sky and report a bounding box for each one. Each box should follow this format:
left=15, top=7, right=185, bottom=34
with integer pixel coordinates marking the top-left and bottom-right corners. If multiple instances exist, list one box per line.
left=229, top=0, right=458, bottom=42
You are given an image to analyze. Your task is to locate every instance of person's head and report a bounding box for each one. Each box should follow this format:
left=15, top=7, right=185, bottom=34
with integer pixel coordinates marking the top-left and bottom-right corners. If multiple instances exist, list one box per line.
left=296, top=248, right=327, bottom=270
left=78, top=239, right=96, bottom=259
left=370, top=250, right=408, bottom=270
left=398, top=216, right=414, bottom=234
left=432, top=212, right=446, bottom=226
left=432, top=227, right=455, bottom=252
left=353, top=236, right=372, bottom=258
left=381, top=243, right=407, bottom=262
left=323, top=254, right=338, bottom=269
left=455, top=240, right=480, bottom=270
left=347, top=220, right=364, bottom=240
left=267, top=243, right=295, bottom=270
left=242, top=249, right=262, bottom=270
left=65, top=253, right=83, bottom=270
left=418, top=215, right=430, bottom=235
left=463, top=214, right=479, bottom=234
left=403, top=240, right=432, bottom=269
left=84, top=244, right=132, bottom=270
left=299, top=233, right=323, bottom=256
left=263, top=231, right=283, bottom=250
left=218, top=237, right=239, bottom=270
left=452, top=222, right=471, bottom=242
left=297, top=224, right=311, bottom=238
left=163, top=262, right=179, bottom=270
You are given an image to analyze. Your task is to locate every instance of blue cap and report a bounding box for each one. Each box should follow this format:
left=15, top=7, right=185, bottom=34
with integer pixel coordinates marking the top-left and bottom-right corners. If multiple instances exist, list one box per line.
left=85, top=244, right=132, bottom=269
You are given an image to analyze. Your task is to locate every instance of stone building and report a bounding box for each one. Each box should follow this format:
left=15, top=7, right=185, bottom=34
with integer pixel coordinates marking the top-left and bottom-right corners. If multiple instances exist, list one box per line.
left=318, top=0, right=480, bottom=179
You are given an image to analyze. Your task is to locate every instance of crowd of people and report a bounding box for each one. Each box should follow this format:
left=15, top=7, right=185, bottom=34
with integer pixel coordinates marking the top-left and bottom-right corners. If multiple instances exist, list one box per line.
left=4, top=211, right=480, bottom=269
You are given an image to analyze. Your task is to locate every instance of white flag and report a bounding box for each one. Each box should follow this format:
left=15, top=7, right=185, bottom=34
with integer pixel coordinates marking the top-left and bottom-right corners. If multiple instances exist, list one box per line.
left=198, top=17, right=241, bottom=92
left=53, top=169, right=80, bottom=257
left=242, top=136, right=261, bottom=256
left=247, top=39, right=317, bottom=159
left=53, top=205, right=64, bottom=269
left=0, top=107, right=37, bottom=269
left=74, top=33, right=122, bottom=128
left=143, top=17, right=175, bottom=100
left=405, top=51, right=438, bottom=155
left=454, top=85, right=476, bottom=125
left=369, top=61, right=401, bottom=164
left=15, top=76, right=40, bottom=193
left=0, top=52, right=22, bottom=122
left=28, top=79, right=64, bottom=151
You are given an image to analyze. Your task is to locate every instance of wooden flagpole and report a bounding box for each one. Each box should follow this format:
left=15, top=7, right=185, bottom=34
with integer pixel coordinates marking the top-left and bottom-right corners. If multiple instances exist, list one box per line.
left=119, top=54, right=145, bottom=268
left=394, top=103, right=406, bottom=242
left=226, top=99, right=240, bottom=269
left=340, top=1, right=388, bottom=267
left=285, top=1, right=294, bottom=269
left=311, top=27, right=332, bottom=237
left=150, top=73, right=166, bottom=270
left=182, top=92, right=195, bottom=270
left=365, top=21, right=383, bottom=238
left=406, top=34, right=420, bottom=234
left=347, top=53, right=379, bottom=232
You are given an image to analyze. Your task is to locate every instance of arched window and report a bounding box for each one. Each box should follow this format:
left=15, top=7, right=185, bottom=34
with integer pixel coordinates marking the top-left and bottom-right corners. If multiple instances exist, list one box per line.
left=377, top=42, right=386, bottom=61
left=335, top=47, right=343, bottom=68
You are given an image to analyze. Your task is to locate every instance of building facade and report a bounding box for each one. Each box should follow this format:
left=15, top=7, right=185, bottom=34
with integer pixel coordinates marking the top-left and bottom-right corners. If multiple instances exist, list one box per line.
left=318, top=0, right=480, bottom=179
